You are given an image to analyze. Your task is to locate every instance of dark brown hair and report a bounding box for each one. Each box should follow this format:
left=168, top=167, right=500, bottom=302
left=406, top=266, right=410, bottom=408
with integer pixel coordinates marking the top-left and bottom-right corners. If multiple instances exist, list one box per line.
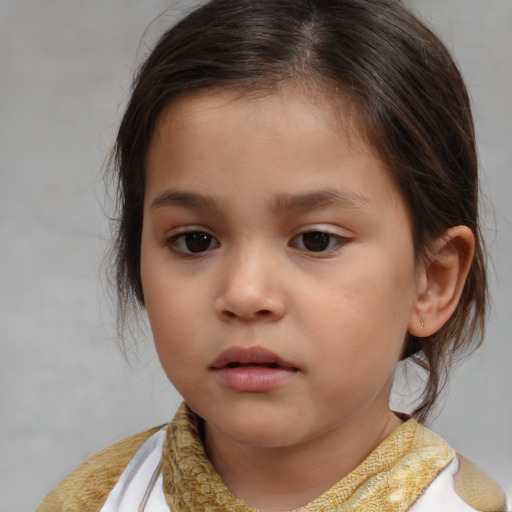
left=109, top=0, right=487, bottom=422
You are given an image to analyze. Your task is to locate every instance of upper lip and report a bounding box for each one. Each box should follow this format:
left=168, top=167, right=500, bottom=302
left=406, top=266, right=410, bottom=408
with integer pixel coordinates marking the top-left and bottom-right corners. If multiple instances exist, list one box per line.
left=211, top=346, right=297, bottom=369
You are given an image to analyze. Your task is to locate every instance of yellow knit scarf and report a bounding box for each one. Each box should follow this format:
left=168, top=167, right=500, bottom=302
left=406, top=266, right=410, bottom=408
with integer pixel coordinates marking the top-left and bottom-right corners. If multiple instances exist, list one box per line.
left=162, top=403, right=455, bottom=512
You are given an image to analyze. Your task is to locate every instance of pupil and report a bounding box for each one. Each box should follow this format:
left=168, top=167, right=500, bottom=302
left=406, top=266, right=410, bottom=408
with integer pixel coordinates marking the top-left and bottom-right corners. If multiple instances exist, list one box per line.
left=185, top=233, right=211, bottom=253
left=303, top=232, right=329, bottom=252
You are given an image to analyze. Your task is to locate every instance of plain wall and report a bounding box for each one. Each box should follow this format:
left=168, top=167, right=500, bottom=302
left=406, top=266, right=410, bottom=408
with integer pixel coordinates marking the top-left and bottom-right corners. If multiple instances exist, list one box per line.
left=0, top=2, right=510, bottom=511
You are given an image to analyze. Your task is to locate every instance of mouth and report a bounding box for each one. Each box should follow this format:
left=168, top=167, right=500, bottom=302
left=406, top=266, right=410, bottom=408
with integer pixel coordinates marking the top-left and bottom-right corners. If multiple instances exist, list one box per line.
left=224, top=362, right=282, bottom=368
left=211, top=346, right=298, bottom=392
left=211, top=346, right=297, bottom=371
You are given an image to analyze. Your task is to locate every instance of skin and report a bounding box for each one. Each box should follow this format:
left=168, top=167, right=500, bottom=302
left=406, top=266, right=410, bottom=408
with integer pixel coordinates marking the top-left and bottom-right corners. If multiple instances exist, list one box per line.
left=140, top=85, right=457, bottom=510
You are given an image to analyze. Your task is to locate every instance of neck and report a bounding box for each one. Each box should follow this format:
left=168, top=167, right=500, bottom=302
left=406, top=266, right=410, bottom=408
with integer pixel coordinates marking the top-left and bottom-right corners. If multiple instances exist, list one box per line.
left=204, top=407, right=403, bottom=511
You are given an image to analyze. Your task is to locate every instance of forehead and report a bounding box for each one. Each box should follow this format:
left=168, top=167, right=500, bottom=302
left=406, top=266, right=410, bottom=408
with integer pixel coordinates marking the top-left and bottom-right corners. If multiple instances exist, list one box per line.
left=150, top=83, right=367, bottom=153
left=145, top=85, right=405, bottom=219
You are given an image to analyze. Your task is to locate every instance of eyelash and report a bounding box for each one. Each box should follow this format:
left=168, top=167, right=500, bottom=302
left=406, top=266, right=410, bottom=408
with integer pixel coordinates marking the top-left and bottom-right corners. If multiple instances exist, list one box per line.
left=166, top=229, right=347, bottom=256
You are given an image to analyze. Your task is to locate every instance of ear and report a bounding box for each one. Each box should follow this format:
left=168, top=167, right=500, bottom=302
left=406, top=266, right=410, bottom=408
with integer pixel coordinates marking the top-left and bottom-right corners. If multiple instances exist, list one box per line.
left=408, top=226, right=475, bottom=337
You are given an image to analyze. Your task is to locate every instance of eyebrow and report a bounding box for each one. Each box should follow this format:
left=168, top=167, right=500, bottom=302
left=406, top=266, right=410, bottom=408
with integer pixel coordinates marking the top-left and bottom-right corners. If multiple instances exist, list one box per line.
left=270, top=189, right=372, bottom=214
left=149, top=188, right=372, bottom=214
left=149, top=191, right=226, bottom=212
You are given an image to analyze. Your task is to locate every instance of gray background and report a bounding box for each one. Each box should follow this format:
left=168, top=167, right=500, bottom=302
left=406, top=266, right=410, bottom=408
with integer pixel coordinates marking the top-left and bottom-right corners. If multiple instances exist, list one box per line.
left=0, top=2, right=510, bottom=511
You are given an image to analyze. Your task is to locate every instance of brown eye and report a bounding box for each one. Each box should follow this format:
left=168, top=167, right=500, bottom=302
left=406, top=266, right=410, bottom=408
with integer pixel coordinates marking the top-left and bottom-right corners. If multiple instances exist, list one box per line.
left=302, top=232, right=330, bottom=252
left=169, top=231, right=219, bottom=254
left=292, top=231, right=344, bottom=253
left=185, top=233, right=212, bottom=252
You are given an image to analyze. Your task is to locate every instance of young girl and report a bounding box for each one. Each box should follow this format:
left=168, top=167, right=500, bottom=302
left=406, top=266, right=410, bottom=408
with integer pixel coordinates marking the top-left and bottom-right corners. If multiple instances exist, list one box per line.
left=36, top=0, right=507, bottom=510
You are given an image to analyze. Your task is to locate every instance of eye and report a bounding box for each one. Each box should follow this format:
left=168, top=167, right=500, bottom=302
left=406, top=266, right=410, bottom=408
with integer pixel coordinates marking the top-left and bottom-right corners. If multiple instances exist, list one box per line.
left=292, top=231, right=345, bottom=253
left=168, top=231, right=219, bottom=254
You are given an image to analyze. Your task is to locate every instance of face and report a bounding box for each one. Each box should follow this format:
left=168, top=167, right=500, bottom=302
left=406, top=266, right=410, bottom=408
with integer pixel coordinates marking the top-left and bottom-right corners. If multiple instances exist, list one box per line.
left=141, top=86, right=421, bottom=450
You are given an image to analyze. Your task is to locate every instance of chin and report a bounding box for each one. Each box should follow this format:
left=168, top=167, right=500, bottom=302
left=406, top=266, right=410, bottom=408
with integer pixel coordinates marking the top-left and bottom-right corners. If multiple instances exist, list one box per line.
left=220, top=424, right=299, bottom=449
left=201, top=404, right=303, bottom=449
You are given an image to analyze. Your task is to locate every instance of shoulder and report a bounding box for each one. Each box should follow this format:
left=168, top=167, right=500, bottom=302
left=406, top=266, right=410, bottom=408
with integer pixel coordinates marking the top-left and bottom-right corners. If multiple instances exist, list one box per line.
left=409, top=454, right=507, bottom=512
left=455, top=456, right=508, bottom=512
left=35, top=426, right=164, bottom=512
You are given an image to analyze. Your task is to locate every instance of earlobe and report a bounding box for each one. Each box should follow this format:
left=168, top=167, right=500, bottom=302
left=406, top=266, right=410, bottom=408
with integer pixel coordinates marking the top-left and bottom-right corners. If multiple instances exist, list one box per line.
left=408, top=226, right=475, bottom=338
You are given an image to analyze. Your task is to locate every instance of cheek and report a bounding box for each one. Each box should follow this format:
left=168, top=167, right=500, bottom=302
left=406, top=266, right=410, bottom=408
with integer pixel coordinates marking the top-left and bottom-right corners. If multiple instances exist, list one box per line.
left=142, top=261, right=215, bottom=369
left=141, top=243, right=192, bottom=325
left=141, top=262, right=182, bottom=350
left=146, top=287, right=199, bottom=348
left=304, top=253, right=415, bottom=364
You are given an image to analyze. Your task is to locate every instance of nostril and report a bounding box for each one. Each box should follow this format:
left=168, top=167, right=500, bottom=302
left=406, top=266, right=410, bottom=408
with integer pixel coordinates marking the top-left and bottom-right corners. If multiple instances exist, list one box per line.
left=215, top=295, right=285, bottom=322
left=220, top=308, right=274, bottom=321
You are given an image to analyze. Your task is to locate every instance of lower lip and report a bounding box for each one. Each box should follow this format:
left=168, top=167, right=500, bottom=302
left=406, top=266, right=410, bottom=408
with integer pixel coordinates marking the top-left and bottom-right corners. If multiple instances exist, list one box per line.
left=215, top=366, right=297, bottom=392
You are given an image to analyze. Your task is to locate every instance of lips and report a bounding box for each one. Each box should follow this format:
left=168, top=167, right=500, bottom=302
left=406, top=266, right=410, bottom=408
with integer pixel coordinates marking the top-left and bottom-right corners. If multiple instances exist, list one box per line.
left=211, top=346, right=298, bottom=392
left=212, top=346, right=296, bottom=369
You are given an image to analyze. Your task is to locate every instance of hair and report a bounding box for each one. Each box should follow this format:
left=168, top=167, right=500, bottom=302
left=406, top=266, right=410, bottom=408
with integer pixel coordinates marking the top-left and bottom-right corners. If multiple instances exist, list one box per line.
left=109, top=0, right=487, bottom=422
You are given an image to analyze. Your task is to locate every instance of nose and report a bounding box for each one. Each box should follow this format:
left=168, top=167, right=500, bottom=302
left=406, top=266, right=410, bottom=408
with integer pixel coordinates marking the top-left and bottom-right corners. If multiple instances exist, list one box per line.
left=214, top=249, right=286, bottom=322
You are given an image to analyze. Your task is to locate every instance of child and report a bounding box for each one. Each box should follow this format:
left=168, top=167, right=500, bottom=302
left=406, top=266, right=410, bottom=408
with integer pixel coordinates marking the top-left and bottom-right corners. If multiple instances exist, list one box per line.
left=36, top=0, right=507, bottom=510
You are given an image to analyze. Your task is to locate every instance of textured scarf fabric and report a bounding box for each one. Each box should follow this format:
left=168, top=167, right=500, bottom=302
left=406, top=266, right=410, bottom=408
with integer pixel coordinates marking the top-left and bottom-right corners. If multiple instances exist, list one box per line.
left=162, top=403, right=455, bottom=512
left=36, top=427, right=162, bottom=512
left=37, top=403, right=468, bottom=512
